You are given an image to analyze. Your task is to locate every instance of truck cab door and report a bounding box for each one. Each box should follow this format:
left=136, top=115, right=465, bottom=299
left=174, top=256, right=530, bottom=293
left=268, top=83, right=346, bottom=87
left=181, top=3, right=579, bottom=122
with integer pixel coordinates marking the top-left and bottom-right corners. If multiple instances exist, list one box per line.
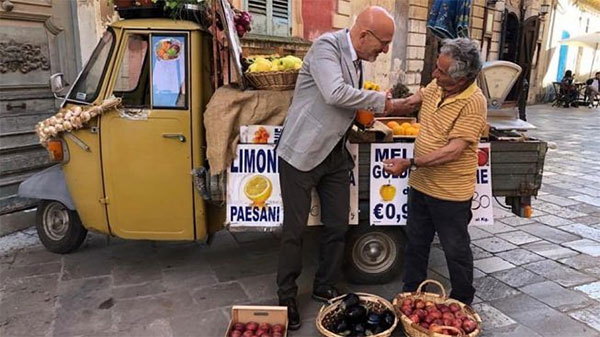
left=100, top=31, right=195, bottom=240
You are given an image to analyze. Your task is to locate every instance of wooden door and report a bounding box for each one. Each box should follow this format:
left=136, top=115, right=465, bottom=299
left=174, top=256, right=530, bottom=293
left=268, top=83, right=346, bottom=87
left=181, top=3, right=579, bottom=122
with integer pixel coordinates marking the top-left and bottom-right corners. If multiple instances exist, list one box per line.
left=0, top=0, right=78, bottom=214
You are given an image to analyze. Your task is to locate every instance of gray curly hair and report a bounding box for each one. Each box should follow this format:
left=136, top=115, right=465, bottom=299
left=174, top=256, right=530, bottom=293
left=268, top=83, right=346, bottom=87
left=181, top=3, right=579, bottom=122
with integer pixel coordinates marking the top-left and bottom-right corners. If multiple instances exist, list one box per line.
left=440, top=38, right=482, bottom=82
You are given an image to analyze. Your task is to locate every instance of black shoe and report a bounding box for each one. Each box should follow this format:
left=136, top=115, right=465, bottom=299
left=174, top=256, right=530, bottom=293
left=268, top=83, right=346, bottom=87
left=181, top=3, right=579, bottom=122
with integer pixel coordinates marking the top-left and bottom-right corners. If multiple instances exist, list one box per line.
left=312, top=286, right=340, bottom=303
left=279, top=297, right=301, bottom=330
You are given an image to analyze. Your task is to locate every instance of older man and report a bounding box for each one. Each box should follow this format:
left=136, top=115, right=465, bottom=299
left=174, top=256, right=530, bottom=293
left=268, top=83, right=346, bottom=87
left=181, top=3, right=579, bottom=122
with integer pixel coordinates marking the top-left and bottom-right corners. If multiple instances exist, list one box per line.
left=384, top=38, right=487, bottom=305
left=276, top=6, right=412, bottom=329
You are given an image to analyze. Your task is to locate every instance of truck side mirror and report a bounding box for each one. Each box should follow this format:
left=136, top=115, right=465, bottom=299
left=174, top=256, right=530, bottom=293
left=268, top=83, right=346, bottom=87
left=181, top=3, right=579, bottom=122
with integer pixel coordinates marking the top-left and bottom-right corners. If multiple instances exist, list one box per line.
left=49, top=73, right=68, bottom=98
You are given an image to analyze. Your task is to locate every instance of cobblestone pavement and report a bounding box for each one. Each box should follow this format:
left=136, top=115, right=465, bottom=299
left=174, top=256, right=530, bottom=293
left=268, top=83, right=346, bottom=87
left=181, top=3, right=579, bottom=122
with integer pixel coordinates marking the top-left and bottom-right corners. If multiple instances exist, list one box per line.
left=1, top=105, right=600, bottom=337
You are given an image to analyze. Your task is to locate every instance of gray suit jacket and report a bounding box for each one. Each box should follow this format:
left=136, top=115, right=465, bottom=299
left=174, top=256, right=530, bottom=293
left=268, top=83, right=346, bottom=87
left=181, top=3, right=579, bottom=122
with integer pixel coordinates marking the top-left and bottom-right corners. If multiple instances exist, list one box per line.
left=277, top=29, right=386, bottom=171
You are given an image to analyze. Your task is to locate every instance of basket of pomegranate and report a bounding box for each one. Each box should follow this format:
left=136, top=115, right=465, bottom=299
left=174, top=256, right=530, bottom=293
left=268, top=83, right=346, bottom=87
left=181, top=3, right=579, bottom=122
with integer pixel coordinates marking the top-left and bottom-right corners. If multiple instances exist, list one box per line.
left=316, top=292, right=398, bottom=337
left=392, top=280, right=481, bottom=337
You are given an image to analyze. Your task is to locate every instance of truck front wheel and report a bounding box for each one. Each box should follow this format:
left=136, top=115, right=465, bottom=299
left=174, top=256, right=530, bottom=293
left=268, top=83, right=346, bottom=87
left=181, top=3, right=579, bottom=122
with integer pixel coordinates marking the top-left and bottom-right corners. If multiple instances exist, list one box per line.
left=344, top=225, right=405, bottom=284
left=36, top=200, right=87, bottom=254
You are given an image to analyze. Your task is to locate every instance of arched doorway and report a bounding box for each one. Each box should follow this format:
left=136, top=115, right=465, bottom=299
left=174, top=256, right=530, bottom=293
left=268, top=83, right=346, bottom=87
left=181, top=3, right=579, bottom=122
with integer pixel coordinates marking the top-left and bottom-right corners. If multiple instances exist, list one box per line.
left=500, top=12, right=520, bottom=63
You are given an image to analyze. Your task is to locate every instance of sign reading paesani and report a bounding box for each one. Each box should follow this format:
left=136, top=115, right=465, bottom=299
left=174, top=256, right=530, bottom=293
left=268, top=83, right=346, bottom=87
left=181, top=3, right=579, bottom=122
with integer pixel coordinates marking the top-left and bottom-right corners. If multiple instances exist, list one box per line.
left=227, top=144, right=282, bottom=226
left=227, top=144, right=359, bottom=227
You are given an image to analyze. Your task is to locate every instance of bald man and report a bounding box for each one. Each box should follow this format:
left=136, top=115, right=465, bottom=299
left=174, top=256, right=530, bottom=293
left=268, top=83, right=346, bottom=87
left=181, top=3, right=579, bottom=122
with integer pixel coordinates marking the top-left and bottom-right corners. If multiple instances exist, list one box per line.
left=276, top=6, right=413, bottom=329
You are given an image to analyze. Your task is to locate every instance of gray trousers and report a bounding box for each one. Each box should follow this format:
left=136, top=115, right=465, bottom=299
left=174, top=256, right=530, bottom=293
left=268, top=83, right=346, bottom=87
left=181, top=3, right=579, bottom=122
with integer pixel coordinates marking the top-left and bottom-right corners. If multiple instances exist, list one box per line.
left=276, top=141, right=351, bottom=300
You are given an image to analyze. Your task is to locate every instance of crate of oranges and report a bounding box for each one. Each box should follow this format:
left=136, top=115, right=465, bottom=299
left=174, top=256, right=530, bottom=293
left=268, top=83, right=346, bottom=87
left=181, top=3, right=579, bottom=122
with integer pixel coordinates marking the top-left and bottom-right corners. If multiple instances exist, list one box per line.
left=376, top=117, right=420, bottom=138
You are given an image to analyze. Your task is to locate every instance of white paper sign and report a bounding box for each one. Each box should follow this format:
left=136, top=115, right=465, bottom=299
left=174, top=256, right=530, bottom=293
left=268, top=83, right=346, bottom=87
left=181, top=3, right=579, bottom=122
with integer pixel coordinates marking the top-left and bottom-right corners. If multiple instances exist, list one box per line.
left=369, top=143, right=414, bottom=225
left=227, top=144, right=359, bottom=227
left=369, top=143, right=494, bottom=226
left=470, top=142, right=493, bottom=226
left=227, top=144, right=283, bottom=227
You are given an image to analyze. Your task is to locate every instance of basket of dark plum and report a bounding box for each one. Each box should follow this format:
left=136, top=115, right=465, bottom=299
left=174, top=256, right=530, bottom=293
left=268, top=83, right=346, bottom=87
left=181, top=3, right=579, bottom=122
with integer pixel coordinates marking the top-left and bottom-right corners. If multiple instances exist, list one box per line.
left=316, top=292, right=398, bottom=337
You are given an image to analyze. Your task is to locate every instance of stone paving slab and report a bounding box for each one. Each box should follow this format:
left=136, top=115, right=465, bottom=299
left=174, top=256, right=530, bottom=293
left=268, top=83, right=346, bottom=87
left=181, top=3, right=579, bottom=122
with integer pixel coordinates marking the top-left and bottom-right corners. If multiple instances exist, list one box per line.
left=523, top=260, right=597, bottom=287
left=568, top=304, right=600, bottom=332
left=520, top=281, right=594, bottom=312
left=497, top=216, right=536, bottom=227
left=490, top=267, right=546, bottom=288
left=574, top=281, right=600, bottom=301
left=472, top=302, right=516, bottom=330
left=473, top=277, right=520, bottom=302
left=490, top=294, right=599, bottom=337
left=562, top=239, right=600, bottom=257
left=475, top=222, right=515, bottom=234
left=558, top=223, right=600, bottom=241
left=532, top=214, right=574, bottom=227
left=472, top=237, right=518, bottom=253
left=496, top=230, right=541, bottom=245
left=474, top=257, right=515, bottom=274
left=519, top=224, right=581, bottom=243
left=558, top=253, right=600, bottom=270
left=495, top=248, right=545, bottom=266
left=521, top=240, right=579, bottom=259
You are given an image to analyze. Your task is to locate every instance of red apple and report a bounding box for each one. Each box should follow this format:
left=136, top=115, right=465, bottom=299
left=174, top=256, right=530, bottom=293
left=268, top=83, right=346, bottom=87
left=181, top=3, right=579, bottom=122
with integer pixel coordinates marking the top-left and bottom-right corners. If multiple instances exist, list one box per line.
left=443, top=318, right=453, bottom=326
left=452, top=318, right=463, bottom=330
left=259, top=334, right=271, bottom=337
left=255, top=329, right=266, bottom=337
left=234, top=323, right=246, bottom=331
left=272, top=333, right=283, bottom=337
left=462, top=319, right=477, bottom=333
left=415, top=299, right=425, bottom=309
left=430, top=310, right=442, bottom=319
left=415, top=308, right=427, bottom=320
left=401, top=305, right=413, bottom=316
left=455, top=311, right=467, bottom=320
left=245, top=322, right=258, bottom=332
left=402, top=298, right=413, bottom=307
left=425, top=314, right=435, bottom=324
left=258, top=323, right=271, bottom=332
left=242, top=331, right=254, bottom=337
left=420, top=322, right=430, bottom=330
left=442, top=312, right=455, bottom=320
left=230, top=330, right=243, bottom=337
left=409, top=314, right=420, bottom=323
left=449, top=303, right=461, bottom=313
left=272, top=324, right=284, bottom=333
left=433, top=319, right=443, bottom=326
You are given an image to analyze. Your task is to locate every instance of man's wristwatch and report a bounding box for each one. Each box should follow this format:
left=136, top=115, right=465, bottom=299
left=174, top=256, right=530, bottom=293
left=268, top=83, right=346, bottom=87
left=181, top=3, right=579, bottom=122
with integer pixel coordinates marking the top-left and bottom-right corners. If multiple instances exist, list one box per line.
left=409, top=158, right=418, bottom=171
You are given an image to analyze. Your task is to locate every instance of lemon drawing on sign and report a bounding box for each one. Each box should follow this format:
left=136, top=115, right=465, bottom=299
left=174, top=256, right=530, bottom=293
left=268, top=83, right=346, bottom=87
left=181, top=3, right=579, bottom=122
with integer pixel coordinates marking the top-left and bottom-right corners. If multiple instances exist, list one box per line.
left=244, top=175, right=272, bottom=207
left=379, top=182, right=396, bottom=202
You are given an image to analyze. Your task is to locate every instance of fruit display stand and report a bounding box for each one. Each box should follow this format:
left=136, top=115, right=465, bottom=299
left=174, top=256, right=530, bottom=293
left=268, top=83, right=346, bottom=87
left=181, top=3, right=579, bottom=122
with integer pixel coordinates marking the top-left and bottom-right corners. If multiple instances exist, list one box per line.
left=392, top=280, right=482, bottom=337
left=316, top=293, right=398, bottom=337
left=226, top=305, right=288, bottom=337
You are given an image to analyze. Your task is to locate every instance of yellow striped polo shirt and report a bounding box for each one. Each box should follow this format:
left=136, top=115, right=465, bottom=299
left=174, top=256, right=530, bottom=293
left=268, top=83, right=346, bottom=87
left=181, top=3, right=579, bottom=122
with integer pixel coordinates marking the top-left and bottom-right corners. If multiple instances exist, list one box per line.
left=409, top=79, right=488, bottom=201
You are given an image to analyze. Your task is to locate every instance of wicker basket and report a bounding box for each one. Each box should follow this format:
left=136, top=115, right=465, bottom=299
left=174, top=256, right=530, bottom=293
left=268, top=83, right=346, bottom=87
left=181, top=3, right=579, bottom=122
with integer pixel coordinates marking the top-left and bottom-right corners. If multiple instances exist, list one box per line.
left=316, top=292, right=398, bottom=337
left=245, top=70, right=299, bottom=91
left=392, top=280, right=482, bottom=337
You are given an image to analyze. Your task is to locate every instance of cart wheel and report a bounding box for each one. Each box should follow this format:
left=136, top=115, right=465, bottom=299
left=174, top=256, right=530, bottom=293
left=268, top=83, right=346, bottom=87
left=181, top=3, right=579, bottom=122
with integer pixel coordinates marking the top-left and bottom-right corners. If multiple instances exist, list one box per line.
left=36, top=200, right=87, bottom=254
left=344, top=225, right=405, bottom=284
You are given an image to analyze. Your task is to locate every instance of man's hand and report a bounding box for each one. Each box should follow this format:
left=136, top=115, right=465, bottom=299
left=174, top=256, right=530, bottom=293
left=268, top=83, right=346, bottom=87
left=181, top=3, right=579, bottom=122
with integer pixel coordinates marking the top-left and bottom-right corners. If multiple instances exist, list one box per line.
left=383, top=158, right=411, bottom=175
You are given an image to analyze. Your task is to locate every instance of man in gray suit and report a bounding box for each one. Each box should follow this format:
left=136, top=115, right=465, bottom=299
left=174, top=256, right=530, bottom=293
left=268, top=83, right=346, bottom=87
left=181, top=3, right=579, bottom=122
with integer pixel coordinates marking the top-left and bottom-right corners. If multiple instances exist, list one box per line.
left=276, top=6, right=414, bottom=329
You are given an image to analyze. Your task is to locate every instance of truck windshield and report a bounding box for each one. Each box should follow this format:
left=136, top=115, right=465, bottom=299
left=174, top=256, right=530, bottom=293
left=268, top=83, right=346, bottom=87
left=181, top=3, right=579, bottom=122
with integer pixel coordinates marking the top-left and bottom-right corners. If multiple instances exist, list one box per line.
left=66, top=29, right=115, bottom=104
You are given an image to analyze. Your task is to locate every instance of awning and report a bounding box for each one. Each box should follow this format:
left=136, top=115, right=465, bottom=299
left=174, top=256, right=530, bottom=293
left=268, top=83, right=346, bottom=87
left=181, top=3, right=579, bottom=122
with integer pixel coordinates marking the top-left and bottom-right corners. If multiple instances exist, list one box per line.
left=572, top=0, right=600, bottom=14
left=559, top=31, right=600, bottom=77
left=559, top=31, right=600, bottom=49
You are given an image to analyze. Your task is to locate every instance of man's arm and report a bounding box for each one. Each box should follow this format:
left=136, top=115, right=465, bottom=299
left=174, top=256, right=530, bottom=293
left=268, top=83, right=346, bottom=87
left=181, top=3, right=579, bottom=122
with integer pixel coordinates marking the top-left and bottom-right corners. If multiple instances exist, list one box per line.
left=382, top=138, right=469, bottom=175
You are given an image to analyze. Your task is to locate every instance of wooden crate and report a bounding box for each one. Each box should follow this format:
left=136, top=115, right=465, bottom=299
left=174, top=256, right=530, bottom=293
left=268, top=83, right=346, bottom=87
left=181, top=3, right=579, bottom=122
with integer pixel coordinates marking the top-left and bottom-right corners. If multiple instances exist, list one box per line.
left=225, top=305, right=288, bottom=337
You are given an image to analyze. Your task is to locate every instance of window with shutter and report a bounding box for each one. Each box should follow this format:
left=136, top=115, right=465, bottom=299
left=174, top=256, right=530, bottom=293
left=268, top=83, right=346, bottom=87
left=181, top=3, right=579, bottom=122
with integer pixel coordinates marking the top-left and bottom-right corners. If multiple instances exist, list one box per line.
left=246, top=0, right=291, bottom=37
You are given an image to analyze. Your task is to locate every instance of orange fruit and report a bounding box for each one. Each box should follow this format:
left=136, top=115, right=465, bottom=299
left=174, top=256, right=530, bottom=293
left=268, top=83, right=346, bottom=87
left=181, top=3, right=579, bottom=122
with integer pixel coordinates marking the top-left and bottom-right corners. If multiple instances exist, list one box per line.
left=356, top=109, right=374, bottom=126
left=392, top=126, right=404, bottom=135
left=400, top=122, right=412, bottom=129
left=387, top=121, right=400, bottom=129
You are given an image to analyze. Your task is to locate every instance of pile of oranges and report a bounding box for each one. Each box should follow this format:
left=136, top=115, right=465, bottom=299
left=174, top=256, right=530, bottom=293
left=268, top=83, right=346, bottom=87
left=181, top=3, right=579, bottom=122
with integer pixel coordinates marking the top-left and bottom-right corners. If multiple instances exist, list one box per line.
left=386, top=121, right=420, bottom=136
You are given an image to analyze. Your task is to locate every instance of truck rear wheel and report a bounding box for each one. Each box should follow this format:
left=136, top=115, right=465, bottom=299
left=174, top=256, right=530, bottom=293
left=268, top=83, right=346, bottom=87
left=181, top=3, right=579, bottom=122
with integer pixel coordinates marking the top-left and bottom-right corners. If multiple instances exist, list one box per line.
left=36, top=200, right=87, bottom=254
left=344, top=225, right=405, bottom=284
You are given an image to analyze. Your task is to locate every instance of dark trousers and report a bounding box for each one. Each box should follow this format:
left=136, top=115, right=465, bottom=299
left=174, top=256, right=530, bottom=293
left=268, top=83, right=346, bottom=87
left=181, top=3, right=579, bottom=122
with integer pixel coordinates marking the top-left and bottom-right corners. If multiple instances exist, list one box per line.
left=402, top=188, right=475, bottom=305
left=277, top=143, right=351, bottom=300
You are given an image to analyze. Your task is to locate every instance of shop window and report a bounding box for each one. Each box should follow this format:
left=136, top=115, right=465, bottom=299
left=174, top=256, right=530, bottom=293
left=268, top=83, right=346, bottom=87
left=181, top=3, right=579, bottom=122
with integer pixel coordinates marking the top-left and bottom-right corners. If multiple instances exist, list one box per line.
left=114, top=34, right=150, bottom=107
left=246, top=0, right=291, bottom=37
